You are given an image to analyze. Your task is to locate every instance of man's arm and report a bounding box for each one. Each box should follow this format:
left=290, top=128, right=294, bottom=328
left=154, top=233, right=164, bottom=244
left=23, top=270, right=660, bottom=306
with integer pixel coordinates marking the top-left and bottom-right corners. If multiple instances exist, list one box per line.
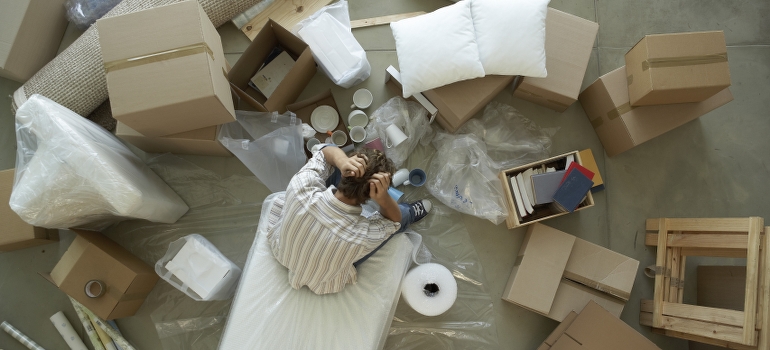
left=322, top=146, right=367, bottom=178
left=369, top=172, right=401, bottom=223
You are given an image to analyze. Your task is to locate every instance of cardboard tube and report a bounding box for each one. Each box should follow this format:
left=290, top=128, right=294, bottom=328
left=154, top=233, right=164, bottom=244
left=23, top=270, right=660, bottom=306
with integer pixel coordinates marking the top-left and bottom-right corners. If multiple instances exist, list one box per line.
left=50, top=311, right=88, bottom=350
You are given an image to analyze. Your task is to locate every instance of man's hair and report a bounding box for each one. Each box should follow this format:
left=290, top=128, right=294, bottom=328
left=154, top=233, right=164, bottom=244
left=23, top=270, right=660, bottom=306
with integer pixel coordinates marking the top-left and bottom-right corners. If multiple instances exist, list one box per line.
left=337, top=149, right=396, bottom=204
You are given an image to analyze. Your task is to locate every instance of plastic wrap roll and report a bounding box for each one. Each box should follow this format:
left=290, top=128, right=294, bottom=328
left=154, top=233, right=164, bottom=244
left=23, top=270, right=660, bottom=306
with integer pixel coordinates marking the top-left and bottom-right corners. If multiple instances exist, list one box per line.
left=401, top=263, right=457, bottom=316
left=1, top=321, right=45, bottom=350
left=50, top=311, right=88, bottom=350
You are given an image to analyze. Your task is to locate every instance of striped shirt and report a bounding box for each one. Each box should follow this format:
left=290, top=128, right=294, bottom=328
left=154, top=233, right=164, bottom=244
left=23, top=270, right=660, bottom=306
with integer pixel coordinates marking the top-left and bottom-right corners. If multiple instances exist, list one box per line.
left=266, top=149, right=401, bottom=294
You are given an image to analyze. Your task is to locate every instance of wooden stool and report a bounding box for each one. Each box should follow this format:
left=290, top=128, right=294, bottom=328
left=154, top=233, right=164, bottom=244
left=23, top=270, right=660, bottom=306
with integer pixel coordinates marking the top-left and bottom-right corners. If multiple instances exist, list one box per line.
left=639, top=217, right=769, bottom=349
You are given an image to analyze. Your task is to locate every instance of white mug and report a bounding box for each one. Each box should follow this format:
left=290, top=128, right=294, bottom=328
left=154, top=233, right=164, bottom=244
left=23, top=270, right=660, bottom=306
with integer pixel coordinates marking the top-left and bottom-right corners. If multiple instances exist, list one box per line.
left=348, top=110, right=368, bottom=127
left=349, top=126, right=366, bottom=143
left=392, top=168, right=410, bottom=187
left=306, top=137, right=320, bottom=152
left=350, top=88, right=373, bottom=109
left=331, top=130, right=348, bottom=146
left=385, top=124, right=407, bottom=148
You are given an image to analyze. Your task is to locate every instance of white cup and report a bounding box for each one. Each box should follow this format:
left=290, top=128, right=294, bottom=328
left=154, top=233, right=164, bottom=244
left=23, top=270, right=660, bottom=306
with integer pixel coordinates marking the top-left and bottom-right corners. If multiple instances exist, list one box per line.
left=351, top=88, right=373, bottom=109
left=385, top=124, right=407, bottom=148
left=392, top=168, right=410, bottom=187
left=349, top=126, right=366, bottom=143
left=348, top=110, right=368, bottom=127
left=331, top=130, right=348, bottom=146
left=306, top=137, right=320, bottom=152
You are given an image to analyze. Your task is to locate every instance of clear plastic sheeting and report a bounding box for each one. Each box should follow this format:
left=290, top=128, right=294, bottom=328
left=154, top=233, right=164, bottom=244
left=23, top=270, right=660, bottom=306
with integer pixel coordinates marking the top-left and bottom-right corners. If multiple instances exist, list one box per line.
left=457, top=101, right=557, bottom=170
left=218, top=110, right=307, bottom=193
left=366, top=97, right=434, bottom=168
left=65, top=0, right=122, bottom=29
left=11, top=94, right=189, bottom=230
left=384, top=203, right=500, bottom=350
left=99, top=152, right=496, bottom=349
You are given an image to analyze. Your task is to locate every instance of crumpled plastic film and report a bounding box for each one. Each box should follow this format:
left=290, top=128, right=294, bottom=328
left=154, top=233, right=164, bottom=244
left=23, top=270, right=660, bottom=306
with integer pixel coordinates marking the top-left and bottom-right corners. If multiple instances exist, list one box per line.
left=457, top=101, right=557, bottom=170
left=366, top=97, right=434, bottom=168
left=384, top=203, right=501, bottom=350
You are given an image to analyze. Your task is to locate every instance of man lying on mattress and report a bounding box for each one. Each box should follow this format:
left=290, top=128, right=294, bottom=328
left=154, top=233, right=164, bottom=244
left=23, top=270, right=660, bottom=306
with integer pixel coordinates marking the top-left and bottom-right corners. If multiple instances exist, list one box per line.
left=265, top=145, right=432, bottom=294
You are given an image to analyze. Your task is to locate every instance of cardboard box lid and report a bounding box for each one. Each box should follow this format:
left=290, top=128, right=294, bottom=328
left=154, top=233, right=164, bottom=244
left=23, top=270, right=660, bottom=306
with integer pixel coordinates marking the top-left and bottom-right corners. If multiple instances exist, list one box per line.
left=422, top=75, right=514, bottom=131
left=503, top=223, right=576, bottom=315
left=543, top=311, right=578, bottom=347
left=551, top=301, right=661, bottom=350
left=515, top=8, right=598, bottom=108
left=625, top=31, right=730, bottom=105
left=228, top=19, right=317, bottom=113
left=563, top=237, right=639, bottom=301
left=579, top=66, right=733, bottom=157
left=49, top=230, right=158, bottom=319
left=0, top=169, right=49, bottom=247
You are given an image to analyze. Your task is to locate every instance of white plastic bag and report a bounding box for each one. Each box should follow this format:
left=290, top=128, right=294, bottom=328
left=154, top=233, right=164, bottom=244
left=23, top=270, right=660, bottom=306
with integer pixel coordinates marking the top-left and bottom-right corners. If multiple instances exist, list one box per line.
left=427, top=134, right=509, bottom=225
left=218, top=110, right=306, bottom=193
left=10, top=94, right=189, bottom=230
left=293, top=1, right=371, bottom=88
left=155, top=234, right=242, bottom=301
left=366, top=97, right=431, bottom=168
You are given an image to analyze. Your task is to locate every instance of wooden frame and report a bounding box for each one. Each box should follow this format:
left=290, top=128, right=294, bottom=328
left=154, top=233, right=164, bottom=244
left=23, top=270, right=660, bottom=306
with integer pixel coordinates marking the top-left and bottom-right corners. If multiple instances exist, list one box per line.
left=498, top=151, right=595, bottom=229
left=639, top=218, right=769, bottom=349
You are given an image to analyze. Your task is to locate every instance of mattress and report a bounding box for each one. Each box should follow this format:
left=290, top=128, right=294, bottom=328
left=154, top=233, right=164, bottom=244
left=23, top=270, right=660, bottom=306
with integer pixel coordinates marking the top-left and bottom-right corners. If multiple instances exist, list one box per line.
left=219, top=193, right=414, bottom=350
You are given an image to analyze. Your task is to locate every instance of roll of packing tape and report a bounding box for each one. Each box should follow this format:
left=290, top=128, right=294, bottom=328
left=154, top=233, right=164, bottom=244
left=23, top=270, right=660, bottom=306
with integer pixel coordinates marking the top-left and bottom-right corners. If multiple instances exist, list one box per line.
left=50, top=311, right=88, bottom=350
left=85, top=280, right=105, bottom=298
left=401, top=263, right=457, bottom=316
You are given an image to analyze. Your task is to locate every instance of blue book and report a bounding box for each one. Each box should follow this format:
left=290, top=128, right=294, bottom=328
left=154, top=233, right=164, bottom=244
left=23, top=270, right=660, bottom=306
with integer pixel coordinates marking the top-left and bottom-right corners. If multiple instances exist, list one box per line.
left=552, top=170, right=593, bottom=212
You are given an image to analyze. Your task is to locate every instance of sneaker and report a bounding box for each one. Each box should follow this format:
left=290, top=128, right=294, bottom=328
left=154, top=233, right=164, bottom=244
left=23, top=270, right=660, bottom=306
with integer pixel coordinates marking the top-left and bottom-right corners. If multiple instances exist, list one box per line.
left=408, top=200, right=432, bottom=222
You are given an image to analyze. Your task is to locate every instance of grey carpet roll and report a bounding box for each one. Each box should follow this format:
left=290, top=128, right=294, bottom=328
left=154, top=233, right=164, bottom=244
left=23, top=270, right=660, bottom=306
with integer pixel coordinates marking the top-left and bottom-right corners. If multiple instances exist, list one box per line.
left=11, top=0, right=262, bottom=130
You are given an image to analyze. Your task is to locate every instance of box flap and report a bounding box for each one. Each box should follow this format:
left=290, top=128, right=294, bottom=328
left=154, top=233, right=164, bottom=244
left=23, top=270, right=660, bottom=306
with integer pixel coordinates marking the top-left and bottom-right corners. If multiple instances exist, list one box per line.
left=558, top=301, right=661, bottom=350
left=543, top=311, right=578, bottom=346
left=515, top=8, right=598, bottom=111
left=50, top=233, right=91, bottom=286
left=503, top=223, right=575, bottom=315
left=547, top=279, right=625, bottom=322
left=577, top=67, right=637, bottom=157
left=98, top=0, right=206, bottom=62
left=563, top=237, right=639, bottom=300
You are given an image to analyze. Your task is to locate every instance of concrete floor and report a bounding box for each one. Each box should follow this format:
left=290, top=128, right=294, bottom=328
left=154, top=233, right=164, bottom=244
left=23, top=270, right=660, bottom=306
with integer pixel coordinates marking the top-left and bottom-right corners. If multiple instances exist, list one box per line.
left=1, top=0, right=769, bottom=349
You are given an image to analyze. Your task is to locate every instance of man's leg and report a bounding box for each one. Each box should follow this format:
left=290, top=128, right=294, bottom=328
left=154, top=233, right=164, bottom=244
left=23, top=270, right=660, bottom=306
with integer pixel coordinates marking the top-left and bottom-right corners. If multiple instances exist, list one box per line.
left=353, top=201, right=431, bottom=268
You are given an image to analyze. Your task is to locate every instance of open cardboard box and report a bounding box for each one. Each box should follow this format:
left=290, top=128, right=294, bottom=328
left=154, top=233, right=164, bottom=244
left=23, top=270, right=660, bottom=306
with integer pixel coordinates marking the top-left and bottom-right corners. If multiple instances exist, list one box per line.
left=0, top=169, right=58, bottom=252
left=228, top=19, right=317, bottom=113
left=287, top=89, right=351, bottom=158
left=498, top=151, right=594, bottom=229
left=502, top=223, right=638, bottom=321
left=41, top=230, right=159, bottom=320
left=423, top=75, right=515, bottom=133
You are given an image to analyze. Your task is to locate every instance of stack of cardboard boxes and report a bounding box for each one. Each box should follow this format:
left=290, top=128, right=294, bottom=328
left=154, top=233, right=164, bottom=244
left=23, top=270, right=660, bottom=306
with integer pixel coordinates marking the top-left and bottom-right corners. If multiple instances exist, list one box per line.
left=580, top=31, right=733, bottom=157
left=502, top=223, right=639, bottom=322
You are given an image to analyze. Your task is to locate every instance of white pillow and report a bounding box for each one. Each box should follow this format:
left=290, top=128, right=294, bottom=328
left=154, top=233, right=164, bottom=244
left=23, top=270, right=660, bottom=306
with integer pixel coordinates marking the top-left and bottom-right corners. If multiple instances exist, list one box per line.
left=472, top=0, right=550, bottom=77
left=390, top=1, right=485, bottom=98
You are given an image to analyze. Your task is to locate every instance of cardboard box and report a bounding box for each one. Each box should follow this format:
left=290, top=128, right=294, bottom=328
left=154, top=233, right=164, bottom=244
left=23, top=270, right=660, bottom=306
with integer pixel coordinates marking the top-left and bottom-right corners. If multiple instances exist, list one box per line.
left=577, top=149, right=604, bottom=192
left=499, top=151, right=594, bottom=229
left=502, top=223, right=576, bottom=315
left=286, top=89, right=351, bottom=157
left=513, top=8, right=599, bottom=112
left=0, top=0, right=68, bottom=82
left=384, top=66, right=439, bottom=122
left=539, top=301, right=661, bottom=350
left=98, top=0, right=236, bottom=137
left=563, top=238, right=638, bottom=301
left=502, top=223, right=638, bottom=322
left=229, top=20, right=316, bottom=113
left=422, top=75, right=515, bottom=133
left=579, top=66, right=733, bottom=157
left=45, top=230, right=159, bottom=320
left=0, top=169, right=58, bottom=252
left=116, top=122, right=231, bottom=157
left=625, top=31, right=731, bottom=106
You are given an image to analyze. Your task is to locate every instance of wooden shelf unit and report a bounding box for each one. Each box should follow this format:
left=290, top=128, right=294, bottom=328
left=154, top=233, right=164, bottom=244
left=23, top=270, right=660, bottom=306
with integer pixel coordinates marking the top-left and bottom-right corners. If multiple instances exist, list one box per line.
left=639, top=217, right=770, bottom=349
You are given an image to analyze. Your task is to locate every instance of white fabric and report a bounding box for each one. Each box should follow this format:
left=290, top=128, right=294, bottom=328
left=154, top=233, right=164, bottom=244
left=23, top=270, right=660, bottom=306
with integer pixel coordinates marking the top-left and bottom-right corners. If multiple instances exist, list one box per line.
left=471, top=0, right=550, bottom=77
left=10, top=94, right=189, bottom=230
left=219, top=193, right=414, bottom=350
left=390, top=1, right=485, bottom=98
